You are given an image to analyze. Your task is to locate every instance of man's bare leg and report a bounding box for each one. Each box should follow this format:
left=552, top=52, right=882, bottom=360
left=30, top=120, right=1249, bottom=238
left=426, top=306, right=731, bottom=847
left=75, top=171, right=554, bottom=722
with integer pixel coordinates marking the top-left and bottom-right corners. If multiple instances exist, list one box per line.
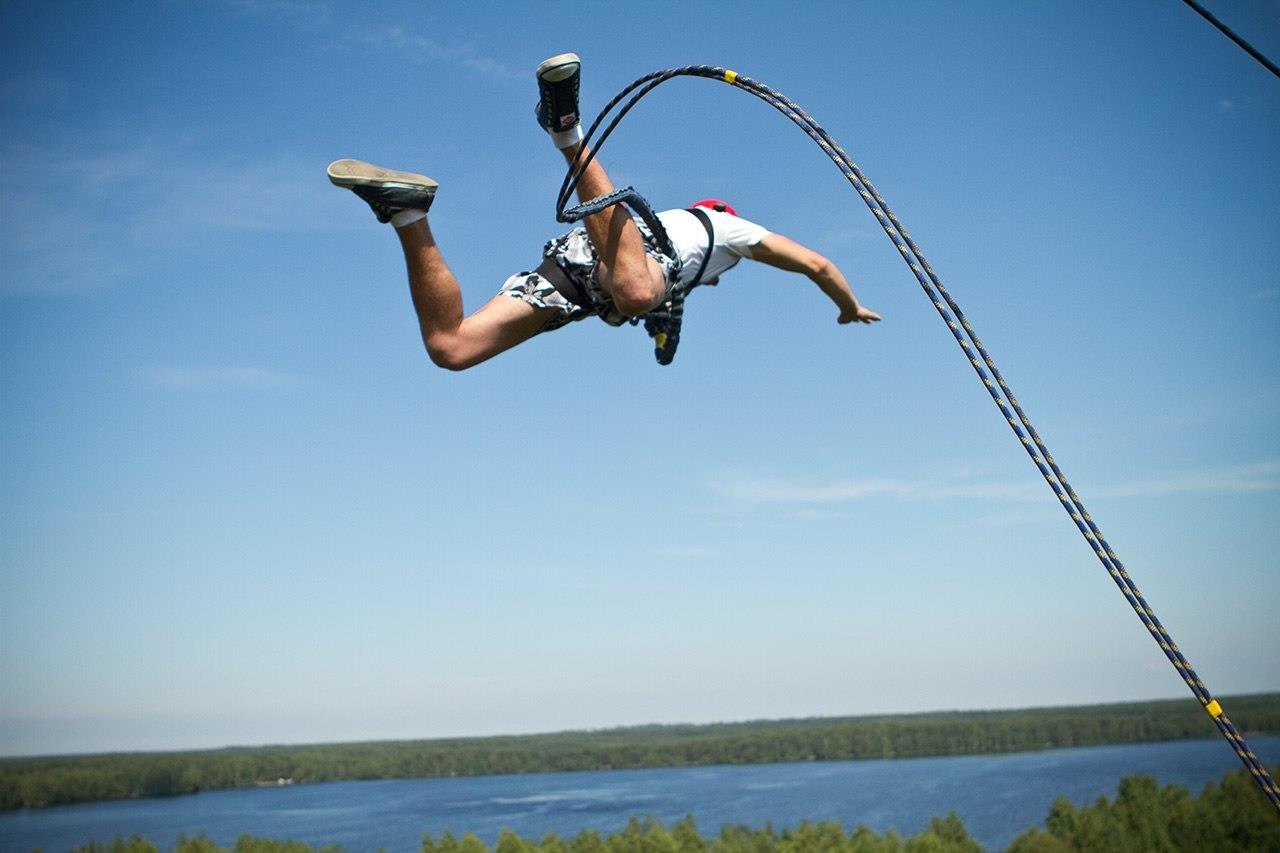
left=328, top=159, right=570, bottom=371
left=535, top=53, right=665, bottom=317
left=560, top=142, right=667, bottom=317
left=394, top=218, right=556, bottom=371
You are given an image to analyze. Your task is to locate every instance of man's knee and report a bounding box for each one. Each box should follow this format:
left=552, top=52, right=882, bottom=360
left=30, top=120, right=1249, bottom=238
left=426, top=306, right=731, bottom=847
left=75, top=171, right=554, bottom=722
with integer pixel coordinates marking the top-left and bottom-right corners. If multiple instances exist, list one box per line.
left=609, top=275, right=665, bottom=317
left=424, top=331, right=476, bottom=372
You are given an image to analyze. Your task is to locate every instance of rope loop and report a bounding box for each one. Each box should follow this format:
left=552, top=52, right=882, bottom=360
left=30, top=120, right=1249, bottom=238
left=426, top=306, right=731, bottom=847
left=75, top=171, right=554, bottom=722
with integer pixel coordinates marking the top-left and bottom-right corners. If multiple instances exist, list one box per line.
left=556, top=64, right=1280, bottom=812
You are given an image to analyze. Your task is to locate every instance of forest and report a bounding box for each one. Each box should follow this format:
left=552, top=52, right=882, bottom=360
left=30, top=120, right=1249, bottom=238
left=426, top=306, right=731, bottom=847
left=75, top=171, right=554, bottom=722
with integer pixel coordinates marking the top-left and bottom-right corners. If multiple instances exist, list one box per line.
left=67, top=762, right=1280, bottom=852
left=4, top=692, right=1277, bottom=811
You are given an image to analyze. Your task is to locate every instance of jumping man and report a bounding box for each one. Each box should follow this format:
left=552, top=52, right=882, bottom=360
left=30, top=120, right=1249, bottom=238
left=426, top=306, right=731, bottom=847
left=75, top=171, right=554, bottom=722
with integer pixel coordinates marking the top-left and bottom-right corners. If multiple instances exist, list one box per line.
left=327, top=53, right=880, bottom=370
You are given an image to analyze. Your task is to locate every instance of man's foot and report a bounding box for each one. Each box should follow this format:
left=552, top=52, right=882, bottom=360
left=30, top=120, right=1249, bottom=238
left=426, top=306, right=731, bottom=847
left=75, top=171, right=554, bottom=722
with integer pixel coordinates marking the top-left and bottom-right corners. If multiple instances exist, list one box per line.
left=644, top=300, right=683, bottom=366
left=326, top=159, right=438, bottom=224
left=535, top=52, right=583, bottom=148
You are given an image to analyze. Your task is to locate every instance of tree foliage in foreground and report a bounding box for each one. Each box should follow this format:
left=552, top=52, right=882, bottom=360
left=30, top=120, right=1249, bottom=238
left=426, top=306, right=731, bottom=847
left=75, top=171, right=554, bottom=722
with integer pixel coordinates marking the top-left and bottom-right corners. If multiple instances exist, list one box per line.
left=67, top=764, right=1280, bottom=853
left=70, top=835, right=343, bottom=853
left=1005, top=764, right=1280, bottom=852
left=6, top=693, right=1278, bottom=810
left=422, top=814, right=981, bottom=852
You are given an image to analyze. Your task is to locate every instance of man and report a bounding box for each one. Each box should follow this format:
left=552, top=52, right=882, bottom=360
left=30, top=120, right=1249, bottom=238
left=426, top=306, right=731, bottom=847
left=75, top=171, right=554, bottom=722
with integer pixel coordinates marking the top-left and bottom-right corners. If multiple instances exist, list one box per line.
left=327, top=53, right=879, bottom=371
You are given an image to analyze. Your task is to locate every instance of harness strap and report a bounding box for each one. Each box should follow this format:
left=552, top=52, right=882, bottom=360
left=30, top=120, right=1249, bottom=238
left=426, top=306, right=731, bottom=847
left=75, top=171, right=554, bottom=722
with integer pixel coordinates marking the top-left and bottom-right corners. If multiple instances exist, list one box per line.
left=685, top=206, right=716, bottom=288
left=556, top=208, right=717, bottom=364
left=642, top=208, right=716, bottom=365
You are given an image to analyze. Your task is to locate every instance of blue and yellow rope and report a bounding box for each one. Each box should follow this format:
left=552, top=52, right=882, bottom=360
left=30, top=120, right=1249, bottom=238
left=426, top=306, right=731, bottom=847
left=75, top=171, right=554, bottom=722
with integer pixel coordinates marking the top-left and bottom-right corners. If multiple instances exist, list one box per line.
left=556, top=64, right=1280, bottom=812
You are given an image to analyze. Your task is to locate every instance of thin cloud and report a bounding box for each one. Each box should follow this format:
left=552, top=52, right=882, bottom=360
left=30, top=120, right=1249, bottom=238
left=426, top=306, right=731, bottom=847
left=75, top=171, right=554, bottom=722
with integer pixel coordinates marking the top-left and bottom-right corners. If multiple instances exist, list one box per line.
left=462, top=55, right=524, bottom=81
left=128, top=157, right=354, bottom=235
left=721, top=477, right=916, bottom=502
left=1, top=142, right=354, bottom=296
left=716, top=475, right=1039, bottom=504
left=352, top=26, right=522, bottom=82
left=976, top=507, right=1061, bottom=527
left=1095, top=460, right=1280, bottom=498
left=716, top=460, right=1280, bottom=507
left=139, top=366, right=296, bottom=390
left=221, top=2, right=519, bottom=81
left=0, top=199, right=136, bottom=295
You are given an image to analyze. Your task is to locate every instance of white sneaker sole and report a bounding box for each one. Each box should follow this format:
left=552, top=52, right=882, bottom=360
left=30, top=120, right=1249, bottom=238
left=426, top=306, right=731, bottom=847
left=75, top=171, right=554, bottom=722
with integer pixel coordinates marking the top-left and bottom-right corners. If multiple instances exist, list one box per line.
left=536, top=52, right=580, bottom=82
left=326, top=159, right=438, bottom=191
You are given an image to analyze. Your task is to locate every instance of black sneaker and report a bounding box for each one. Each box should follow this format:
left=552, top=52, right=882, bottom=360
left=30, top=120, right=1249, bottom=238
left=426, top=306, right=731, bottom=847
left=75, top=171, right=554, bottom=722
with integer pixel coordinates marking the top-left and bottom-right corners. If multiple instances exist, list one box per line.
left=644, top=297, right=684, bottom=366
left=534, top=52, right=581, bottom=135
left=326, top=159, right=438, bottom=223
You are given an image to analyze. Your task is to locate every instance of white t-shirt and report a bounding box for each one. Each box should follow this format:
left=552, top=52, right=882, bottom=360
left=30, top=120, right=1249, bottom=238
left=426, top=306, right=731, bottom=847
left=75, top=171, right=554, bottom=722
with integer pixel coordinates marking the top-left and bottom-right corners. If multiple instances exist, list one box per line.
left=657, top=208, right=771, bottom=287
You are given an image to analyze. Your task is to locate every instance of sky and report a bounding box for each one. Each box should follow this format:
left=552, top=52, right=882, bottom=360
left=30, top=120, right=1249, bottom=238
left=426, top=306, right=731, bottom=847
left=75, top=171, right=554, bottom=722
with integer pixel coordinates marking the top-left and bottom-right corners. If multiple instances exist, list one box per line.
left=1, top=0, right=1277, bottom=757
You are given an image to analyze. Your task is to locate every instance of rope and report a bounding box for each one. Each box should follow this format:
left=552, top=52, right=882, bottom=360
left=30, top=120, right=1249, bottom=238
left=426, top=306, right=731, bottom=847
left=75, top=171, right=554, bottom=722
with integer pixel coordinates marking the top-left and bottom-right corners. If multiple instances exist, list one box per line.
left=1181, top=0, right=1280, bottom=79
left=555, top=65, right=1280, bottom=812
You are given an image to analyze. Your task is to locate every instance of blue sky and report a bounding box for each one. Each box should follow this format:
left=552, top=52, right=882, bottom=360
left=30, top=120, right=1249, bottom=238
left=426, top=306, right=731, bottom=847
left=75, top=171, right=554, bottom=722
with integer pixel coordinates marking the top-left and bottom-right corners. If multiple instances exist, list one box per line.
left=1, top=0, right=1277, bottom=756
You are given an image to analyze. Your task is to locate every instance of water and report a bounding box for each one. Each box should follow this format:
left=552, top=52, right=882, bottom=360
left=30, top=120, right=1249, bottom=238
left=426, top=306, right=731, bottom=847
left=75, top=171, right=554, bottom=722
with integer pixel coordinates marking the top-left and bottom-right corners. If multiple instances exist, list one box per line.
left=2, top=736, right=1278, bottom=852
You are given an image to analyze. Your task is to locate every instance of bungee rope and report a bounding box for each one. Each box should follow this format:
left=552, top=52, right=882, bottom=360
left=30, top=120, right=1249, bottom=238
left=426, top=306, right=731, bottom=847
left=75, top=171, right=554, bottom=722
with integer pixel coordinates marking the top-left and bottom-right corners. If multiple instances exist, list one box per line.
left=1181, top=0, right=1280, bottom=79
left=554, top=65, right=1280, bottom=811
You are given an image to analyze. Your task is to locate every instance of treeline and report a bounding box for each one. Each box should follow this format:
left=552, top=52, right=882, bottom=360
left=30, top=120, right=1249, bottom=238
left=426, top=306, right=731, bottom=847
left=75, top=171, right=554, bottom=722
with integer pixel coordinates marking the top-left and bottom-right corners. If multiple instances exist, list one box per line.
left=5, top=693, right=1277, bottom=811
left=73, top=838, right=341, bottom=853
left=67, top=763, right=1280, bottom=852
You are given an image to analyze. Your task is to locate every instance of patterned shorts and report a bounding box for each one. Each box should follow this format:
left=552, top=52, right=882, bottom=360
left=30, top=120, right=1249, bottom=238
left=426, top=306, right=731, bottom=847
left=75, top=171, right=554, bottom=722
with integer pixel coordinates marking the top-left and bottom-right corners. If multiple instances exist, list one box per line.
left=498, top=216, right=682, bottom=334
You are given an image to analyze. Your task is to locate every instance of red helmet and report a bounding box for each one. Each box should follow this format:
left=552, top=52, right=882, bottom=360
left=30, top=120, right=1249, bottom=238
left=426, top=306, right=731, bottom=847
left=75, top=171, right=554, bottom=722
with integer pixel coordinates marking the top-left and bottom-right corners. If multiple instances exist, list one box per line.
left=690, top=198, right=737, bottom=216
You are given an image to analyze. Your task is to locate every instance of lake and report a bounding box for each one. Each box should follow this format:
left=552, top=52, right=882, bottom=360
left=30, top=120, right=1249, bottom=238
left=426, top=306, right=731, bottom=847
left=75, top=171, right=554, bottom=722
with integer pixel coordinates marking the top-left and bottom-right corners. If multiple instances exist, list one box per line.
left=2, top=736, right=1278, bottom=852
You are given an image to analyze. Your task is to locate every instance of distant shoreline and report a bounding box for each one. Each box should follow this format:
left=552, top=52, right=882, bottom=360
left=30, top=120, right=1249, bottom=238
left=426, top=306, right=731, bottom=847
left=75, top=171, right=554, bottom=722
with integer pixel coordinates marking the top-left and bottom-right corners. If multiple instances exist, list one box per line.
left=3, top=692, right=1277, bottom=811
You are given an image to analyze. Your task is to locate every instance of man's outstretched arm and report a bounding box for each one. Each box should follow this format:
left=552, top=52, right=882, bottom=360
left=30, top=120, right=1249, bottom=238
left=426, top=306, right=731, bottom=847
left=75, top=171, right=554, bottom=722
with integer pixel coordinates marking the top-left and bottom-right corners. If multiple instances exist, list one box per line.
left=748, top=233, right=881, bottom=324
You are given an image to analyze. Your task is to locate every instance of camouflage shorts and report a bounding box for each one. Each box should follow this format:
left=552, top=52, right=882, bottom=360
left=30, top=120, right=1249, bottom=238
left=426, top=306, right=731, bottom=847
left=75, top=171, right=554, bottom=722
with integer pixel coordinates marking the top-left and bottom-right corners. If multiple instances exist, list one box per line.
left=498, top=216, right=681, bottom=334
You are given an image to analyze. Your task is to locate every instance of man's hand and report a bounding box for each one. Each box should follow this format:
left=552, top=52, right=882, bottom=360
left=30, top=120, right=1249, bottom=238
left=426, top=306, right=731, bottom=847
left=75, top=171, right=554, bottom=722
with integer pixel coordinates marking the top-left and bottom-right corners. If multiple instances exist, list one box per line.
left=749, top=234, right=880, bottom=328
left=838, top=305, right=881, bottom=325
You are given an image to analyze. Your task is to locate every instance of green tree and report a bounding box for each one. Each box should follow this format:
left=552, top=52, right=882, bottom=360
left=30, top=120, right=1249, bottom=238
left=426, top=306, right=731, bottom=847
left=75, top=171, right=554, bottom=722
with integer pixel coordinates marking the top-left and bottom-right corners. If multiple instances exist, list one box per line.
left=671, top=816, right=706, bottom=853
left=567, top=830, right=607, bottom=853
left=71, top=836, right=158, bottom=853
left=496, top=828, right=536, bottom=853
left=173, top=833, right=223, bottom=853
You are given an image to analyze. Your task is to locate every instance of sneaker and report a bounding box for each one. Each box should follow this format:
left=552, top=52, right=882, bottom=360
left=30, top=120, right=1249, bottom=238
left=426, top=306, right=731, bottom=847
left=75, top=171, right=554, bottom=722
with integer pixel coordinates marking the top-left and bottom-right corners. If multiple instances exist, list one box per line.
left=644, top=298, right=684, bottom=366
left=326, top=159, right=438, bottom=223
left=535, top=52, right=581, bottom=135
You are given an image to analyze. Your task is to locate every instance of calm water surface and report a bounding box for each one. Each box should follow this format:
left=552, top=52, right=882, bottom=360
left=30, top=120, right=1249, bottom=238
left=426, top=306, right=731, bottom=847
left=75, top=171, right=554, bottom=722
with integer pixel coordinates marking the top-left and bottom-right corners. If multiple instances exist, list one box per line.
left=3, top=736, right=1278, bottom=852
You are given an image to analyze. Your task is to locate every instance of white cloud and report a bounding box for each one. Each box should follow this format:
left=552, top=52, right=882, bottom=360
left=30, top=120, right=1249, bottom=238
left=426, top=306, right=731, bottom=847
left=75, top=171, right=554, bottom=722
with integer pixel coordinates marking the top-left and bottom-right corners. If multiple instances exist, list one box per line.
left=2, top=6, right=521, bottom=299
left=215, top=3, right=520, bottom=82
left=461, top=55, right=524, bottom=82
left=139, top=366, right=296, bottom=390
left=0, top=142, right=355, bottom=296
left=129, top=158, right=354, bottom=235
left=0, top=200, right=137, bottom=295
left=1095, top=460, right=1280, bottom=498
left=715, top=459, right=1280, bottom=508
left=352, top=26, right=523, bottom=82
left=976, top=507, right=1062, bottom=527
left=715, top=475, right=1039, bottom=504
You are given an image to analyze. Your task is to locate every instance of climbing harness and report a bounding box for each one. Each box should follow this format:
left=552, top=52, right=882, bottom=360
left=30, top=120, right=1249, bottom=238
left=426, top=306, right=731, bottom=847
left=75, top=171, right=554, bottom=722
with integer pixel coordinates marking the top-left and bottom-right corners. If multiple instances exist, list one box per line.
left=554, top=65, right=1280, bottom=811
left=568, top=205, right=715, bottom=366
left=643, top=207, right=715, bottom=365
